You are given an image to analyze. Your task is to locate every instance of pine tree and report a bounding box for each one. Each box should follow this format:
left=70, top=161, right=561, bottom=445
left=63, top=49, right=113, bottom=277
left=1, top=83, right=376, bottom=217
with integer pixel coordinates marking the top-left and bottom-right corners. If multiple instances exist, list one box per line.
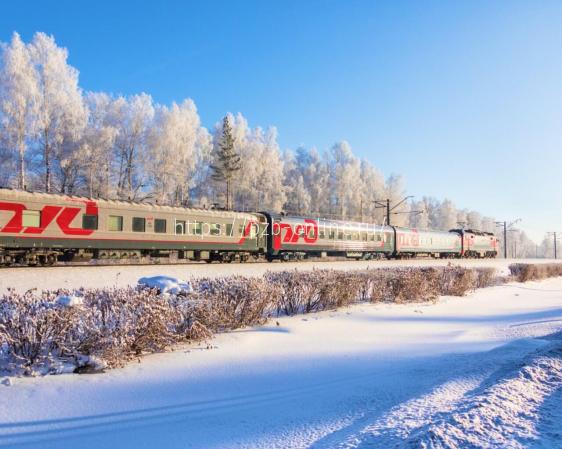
left=211, top=115, right=241, bottom=210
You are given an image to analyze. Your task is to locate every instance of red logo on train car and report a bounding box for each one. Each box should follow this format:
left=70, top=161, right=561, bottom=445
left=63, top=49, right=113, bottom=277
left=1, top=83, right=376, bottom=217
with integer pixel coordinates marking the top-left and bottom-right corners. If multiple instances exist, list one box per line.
left=0, top=200, right=98, bottom=236
left=273, top=219, right=318, bottom=250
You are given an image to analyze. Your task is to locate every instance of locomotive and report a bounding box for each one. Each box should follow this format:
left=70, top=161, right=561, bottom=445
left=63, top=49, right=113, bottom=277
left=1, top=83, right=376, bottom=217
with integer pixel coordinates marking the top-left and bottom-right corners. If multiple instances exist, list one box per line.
left=0, top=188, right=499, bottom=266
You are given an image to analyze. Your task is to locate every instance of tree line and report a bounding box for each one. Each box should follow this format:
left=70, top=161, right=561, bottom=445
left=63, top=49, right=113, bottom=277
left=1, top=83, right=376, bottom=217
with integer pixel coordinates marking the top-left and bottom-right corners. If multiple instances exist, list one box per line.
left=0, top=32, right=547, bottom=256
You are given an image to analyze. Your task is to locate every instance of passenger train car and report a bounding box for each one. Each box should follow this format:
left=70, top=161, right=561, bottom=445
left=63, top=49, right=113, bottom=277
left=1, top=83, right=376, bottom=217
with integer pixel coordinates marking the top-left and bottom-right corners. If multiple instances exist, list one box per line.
left=0, top=188, right=499, bottom=266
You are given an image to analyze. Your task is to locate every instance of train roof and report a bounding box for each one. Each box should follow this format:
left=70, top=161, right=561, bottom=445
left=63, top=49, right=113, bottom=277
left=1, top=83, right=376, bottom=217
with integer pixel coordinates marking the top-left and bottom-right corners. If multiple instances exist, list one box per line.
left=450, top=228, right=495, bottom=236
left=269, top=212, right=393, bottom=230
left=0, top=187, right=258, bottom=219
left=392, top=226, right=458, bottom=235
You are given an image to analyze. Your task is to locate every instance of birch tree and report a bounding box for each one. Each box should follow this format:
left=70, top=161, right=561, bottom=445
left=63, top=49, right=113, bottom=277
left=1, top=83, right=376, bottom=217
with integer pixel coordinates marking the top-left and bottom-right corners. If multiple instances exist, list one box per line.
left=385, top=174, right=409, bottom=226
left=29, top=32, right=87, bottom=193
left=437, top=199, right=458, bottom=231
left=359, top=160, right=386, bottom=223
left=74, top=92, right=119, bottom=197
left=0, top=32, right=39, bottom=189
left=148, top=99, right=211, bottom=205
left=327, top=141, right=362, bottom=219
left=111, top=93, right=154, bottom=200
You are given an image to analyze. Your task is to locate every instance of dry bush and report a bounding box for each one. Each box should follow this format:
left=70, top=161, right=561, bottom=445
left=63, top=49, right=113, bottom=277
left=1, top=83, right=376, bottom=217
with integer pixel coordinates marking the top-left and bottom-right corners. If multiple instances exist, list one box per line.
left=192, top=276, right=279, bottom=330
left=509, top=263, right=562, bottom=282
left=265, top=270, right=324, bottom=315
left=474, top=267, right=498, bottom=289
left=317, top=271, right=363, bottom=309
left=78, top=288, right=182, bottom=365
left=438, top=266, right=477, bottom=296
left=388, top=268, right=441, bottom=303
left=0, top=292, right=77, bottom=373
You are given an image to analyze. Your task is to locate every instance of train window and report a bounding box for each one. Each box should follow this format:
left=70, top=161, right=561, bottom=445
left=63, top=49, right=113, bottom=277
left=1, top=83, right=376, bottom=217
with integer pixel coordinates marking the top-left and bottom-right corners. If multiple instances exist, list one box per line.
left=226, top=223, right=233, bottom=237
left=239, top=224, right=245, bottom=235
left=132, top=217, right=146, bottom=232
left=193, top=222, right=203, bottom=235
left=308, top=227, right=315, bottom=239
left=376, top=234, right=382, bottom=242
left=82, top=214, right=98, bottom=230
left=329, top=231, right=335, bottom=240
left=210, top=223, right=221, bottom=236
left=22, top=210, right=40, bottom=227
left=362, top=233, right=367, bottom=241
left=338, top=231, right=344, bottom=240
left=108, top=215, right=123, bottom=232
left=175, top=220, right=185, bottom=235
left=155, top=219, right=166, bottom=234
left=319, top=230, right=325, bottom=239
left=347, top=234, right=352, bottom=241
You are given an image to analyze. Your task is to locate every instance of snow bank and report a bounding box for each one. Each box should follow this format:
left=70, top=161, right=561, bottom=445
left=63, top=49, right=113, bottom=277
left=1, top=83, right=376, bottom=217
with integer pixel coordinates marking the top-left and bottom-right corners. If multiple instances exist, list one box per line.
left=343, top=337, right=562, bottom=449
left=404, top=349, right=562, bottom=449
left=137, top=275, right=193, bottom=295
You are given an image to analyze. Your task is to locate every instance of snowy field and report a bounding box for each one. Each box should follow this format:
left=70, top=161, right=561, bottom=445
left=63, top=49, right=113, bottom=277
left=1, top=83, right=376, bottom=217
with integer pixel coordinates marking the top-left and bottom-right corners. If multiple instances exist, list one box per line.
left=1, top=276, right=562, bottom=448
left=0, top=258, right=558, bottom=293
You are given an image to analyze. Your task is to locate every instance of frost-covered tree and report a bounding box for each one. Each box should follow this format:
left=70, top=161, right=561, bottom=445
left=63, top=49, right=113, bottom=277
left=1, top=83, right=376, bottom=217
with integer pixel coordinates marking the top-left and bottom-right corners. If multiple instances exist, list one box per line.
left=479, top=217, right=497, bottom=235
left=208, top=114, right=285, bottom=212
left=0, top=32, right=39, bottom=189
left=252, top=126, right=286, bottom=211
left=539, top=235, right=556, bottom=259
left=437, top=199, right=457, bottom=231
left=284, top=146, right=330, bottom=216
left=111, top=93, right=154, bottom=200
left=283, top=150, right=311, bottom=215
left=359, top=160, right=386, bottom=223
left=29, top=32, right=87, bottom=193
left=467, top=211, right=482, bottom=230
left=72, top=92, right=119, bottom=197
left=409, top=199, right=430, bottom=229
left=385, top=174, right=409, bottom=226
left=210, top=115, right=241, bottom=210
left=326, top=141, right=362, bottom=219
left=148, top=99, right=211, bottom=205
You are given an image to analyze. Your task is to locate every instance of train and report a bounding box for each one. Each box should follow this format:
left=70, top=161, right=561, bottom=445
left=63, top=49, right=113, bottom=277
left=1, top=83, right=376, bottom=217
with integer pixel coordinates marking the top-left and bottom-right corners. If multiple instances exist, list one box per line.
left=0, top=188, right=499, bottom=266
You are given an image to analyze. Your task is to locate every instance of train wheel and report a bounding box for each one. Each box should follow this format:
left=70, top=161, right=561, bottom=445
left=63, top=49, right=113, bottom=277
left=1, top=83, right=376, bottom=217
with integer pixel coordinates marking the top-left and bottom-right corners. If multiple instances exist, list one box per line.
left=40, top=255, right=56, bottom=266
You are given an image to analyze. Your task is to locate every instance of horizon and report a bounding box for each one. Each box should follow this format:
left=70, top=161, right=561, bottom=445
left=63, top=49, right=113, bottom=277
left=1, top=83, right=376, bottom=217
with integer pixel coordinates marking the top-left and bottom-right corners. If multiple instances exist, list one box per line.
left=1, top=1, right=561, bottom=242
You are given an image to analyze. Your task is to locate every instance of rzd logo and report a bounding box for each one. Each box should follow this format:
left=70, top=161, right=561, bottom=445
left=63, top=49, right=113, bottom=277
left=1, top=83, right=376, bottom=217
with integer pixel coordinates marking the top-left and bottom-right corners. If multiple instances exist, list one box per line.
left=273, top=219, right=318, bottom=250
left=0, top=201, right=98, bottom=236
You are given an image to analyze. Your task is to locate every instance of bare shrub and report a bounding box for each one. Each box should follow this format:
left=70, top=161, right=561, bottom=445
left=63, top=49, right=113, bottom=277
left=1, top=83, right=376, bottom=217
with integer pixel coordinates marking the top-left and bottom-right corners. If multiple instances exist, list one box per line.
left=192, top=276, right=279, bottom=330
left=265, top=270, right=324, bottom=315
left=438, top=266, right=476, bottom=296
left=389, top=268, right=441, bottom=303
left=509, top=263, right=562, bottom=282
left=474, top=267, right=497, bottom=289
left=317, top=271, right=363, bottom=309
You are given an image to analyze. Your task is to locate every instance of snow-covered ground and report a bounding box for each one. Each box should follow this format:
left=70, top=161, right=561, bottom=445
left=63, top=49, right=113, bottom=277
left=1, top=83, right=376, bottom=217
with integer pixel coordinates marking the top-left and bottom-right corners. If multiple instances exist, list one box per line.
left=1, top=277, right=562, bottom=448
left=0, top=258, right=557, bottom=293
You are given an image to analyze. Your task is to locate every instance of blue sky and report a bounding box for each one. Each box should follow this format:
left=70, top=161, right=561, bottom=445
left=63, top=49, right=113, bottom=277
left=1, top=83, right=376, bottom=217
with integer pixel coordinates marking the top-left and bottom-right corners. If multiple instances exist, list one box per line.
left=1, top=0, right=561, bottom=242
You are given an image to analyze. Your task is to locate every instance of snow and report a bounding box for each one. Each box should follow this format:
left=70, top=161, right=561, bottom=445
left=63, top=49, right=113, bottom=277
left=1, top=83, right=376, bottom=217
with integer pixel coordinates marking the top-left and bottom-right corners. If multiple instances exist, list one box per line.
left=55, top=294, right=83, bottom=307
left=0, top=277, right=561, bottom=448
left=137, top=275, right=193, bottom=295
left=0, top=258, right=557, bottom=294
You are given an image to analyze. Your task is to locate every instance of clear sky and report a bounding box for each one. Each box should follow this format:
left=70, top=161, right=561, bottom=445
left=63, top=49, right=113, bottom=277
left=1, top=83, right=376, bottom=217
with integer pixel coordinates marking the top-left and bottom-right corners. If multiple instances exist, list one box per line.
left=1, top=0, right=561, bottom=242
